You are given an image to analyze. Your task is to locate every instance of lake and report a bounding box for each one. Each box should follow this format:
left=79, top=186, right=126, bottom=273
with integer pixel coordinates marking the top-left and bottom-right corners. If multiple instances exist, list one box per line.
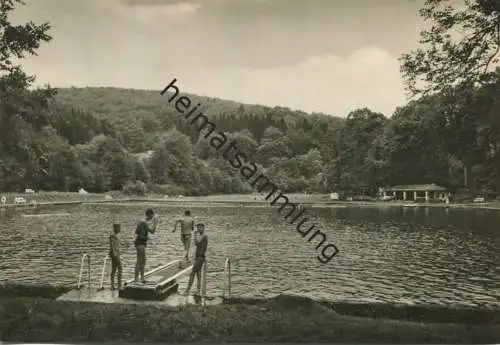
left=0, top=202, right=499, bottom=308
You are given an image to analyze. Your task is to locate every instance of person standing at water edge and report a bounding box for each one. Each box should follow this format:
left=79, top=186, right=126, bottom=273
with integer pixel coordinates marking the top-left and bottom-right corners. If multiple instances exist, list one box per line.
left=134, top=208, right=158, bottom=283
left=173, top=210, right=194, bottom=262
left=109, top=223, right=122, bottom=290
left=184, top=222, right=208, bottom=296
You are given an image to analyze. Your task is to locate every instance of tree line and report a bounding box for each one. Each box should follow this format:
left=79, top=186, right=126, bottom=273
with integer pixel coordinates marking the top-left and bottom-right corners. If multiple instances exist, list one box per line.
left=0, top=0, right=498, bottom=198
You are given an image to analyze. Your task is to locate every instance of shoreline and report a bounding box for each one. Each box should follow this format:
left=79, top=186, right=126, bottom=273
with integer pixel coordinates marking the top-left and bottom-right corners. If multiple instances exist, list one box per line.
left=1, top=192, right=499, bottom=210
left=2, top=283, right=499, bottom=323
left=0, top=284, right=498, bottom=342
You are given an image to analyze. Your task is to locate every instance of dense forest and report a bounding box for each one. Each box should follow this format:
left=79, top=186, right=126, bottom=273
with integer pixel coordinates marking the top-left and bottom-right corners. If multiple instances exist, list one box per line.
left=0, top=0, right=499, bottom=198
left=0, top=83, right=497, bottom=198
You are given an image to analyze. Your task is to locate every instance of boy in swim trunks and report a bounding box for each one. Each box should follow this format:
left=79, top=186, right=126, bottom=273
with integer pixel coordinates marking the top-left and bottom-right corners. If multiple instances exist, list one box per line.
left=173, top=210, right=194, bottom=262
left=184, top=222, right=208, bottom=296
left=109, top=223, right=122, bottom=290
left=134, top=208, right=158, bottom=283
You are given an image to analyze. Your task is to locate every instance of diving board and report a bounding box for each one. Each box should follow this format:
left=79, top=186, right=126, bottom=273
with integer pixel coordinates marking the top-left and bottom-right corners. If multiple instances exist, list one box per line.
left=119, top=259, right=193, bottom=300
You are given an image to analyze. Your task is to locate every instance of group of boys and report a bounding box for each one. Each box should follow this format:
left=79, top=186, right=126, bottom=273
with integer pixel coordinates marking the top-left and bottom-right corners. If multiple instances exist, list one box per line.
left=108, top=209, right=208, bottom=296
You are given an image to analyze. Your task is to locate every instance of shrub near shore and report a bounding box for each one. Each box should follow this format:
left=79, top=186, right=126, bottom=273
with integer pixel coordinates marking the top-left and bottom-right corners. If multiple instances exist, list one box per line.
left=0, top=284, right=499, bottom=343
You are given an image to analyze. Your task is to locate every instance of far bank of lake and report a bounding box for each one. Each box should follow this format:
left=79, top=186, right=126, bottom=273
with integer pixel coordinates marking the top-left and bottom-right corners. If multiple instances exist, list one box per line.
left=1, top=191, right=500, bottom=210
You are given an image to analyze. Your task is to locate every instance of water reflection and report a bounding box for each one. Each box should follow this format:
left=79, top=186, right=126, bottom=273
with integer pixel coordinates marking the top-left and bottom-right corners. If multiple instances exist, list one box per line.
left=0, top=203, right=498, bottom=307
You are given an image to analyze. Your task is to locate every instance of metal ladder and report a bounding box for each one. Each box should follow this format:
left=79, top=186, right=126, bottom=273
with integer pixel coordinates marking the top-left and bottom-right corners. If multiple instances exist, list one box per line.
left=223, top=257, right=232, bottom=300
left=76, top=253, right=91, bottom=297
left=98, top=254, right=109, bottom=291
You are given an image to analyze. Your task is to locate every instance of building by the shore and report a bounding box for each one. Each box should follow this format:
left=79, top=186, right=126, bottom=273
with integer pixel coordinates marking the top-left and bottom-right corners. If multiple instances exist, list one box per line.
left=381, top=183, right=448, bottom=202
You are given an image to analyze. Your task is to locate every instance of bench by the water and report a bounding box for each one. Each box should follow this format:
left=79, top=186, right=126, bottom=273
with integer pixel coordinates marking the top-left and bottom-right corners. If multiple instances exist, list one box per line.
left=119, top=260, right=193, bottom=300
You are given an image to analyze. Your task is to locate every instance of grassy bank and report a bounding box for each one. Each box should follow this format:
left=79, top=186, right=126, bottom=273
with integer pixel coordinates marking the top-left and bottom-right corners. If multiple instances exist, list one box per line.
left=232, top=296, right=500, bottom=325
left=0, top=284, right=498, bottom=343
left=0, top=283, right=73, bottom=299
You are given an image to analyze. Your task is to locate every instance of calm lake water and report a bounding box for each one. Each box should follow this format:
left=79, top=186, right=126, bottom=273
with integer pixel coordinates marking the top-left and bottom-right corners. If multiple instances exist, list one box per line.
left=0, top=203, right=499, bottom=307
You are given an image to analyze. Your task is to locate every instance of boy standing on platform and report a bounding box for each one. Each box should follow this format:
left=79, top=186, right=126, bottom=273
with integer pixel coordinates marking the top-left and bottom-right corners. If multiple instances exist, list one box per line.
left=184, top=222, right=208, bottom=296
left=134, top=208, right=158, bottom=283
left=173, top=210, right=194, bottom=262
left=109, top=223, right=122, bottom=290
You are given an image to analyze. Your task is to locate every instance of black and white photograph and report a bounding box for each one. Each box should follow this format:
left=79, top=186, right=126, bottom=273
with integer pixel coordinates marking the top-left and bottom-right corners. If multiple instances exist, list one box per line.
left=0, top=0, right=499, bottom=343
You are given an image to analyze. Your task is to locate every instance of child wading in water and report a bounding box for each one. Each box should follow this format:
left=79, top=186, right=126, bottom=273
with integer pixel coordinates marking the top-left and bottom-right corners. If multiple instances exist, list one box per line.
left=109, top=223, right=122, bottom=290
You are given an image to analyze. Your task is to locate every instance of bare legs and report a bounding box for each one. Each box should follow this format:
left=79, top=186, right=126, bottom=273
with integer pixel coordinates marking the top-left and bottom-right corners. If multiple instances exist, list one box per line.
left=134, top=245, right=146, bottom=283
left=185, top=257, right=204, bottom=295
left=110, top=256, right=122, bottom=289
left=181, top=234, right=191, bottom=262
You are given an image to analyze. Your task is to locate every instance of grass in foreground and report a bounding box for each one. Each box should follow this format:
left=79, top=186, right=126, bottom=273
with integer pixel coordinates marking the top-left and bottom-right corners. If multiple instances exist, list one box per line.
left=0, top=294, right=499, bottom=343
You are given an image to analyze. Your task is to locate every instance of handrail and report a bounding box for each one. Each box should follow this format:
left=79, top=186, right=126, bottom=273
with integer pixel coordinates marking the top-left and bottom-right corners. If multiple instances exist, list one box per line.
left=76, top=253, right=91, bottom=291
left=201, top=260, right=207, bottom=307
left=98, top=254, right=108, bottom=290
left=224, top=257, right=231, bottom=299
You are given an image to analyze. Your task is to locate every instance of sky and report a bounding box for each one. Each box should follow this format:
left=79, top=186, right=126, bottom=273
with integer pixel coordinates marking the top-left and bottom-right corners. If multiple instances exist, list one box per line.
left=13, top=0, right=428, bottom=117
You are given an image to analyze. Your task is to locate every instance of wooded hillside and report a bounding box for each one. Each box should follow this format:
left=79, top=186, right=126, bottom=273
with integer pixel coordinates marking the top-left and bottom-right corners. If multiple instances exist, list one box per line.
left=2, top=84, right=498, bottom=198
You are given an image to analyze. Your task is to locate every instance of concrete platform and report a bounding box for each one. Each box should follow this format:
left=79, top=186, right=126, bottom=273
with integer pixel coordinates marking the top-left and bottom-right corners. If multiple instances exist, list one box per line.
left=57, top=259, right=222, bottom=307
left=56, top=287, right=223, bottom=307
